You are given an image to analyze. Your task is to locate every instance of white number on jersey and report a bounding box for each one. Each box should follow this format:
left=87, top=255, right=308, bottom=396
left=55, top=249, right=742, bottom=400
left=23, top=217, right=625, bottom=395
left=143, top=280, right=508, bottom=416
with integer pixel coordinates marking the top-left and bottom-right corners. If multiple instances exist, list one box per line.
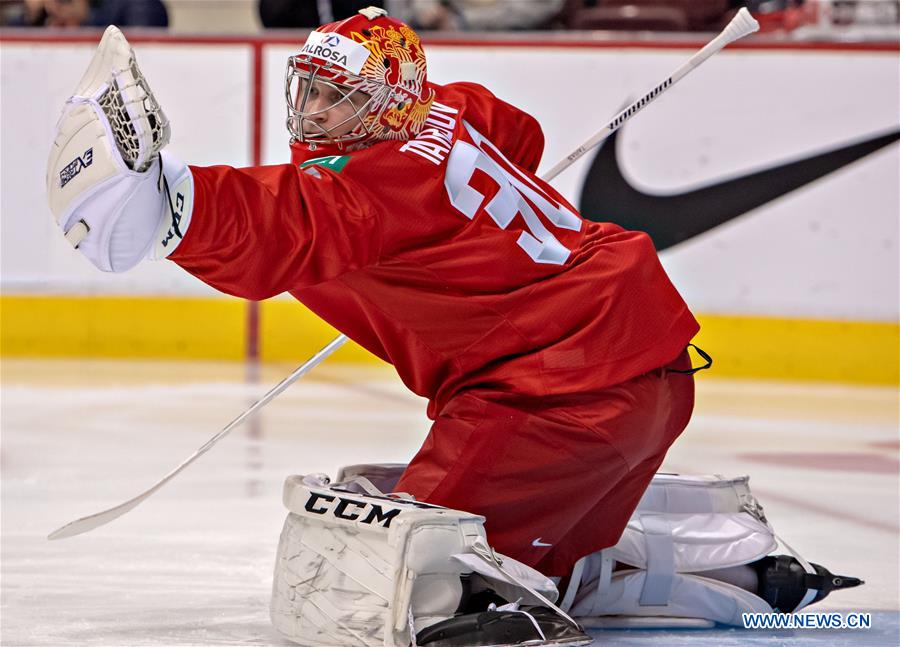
left=444, top=121, right=582, bottom=265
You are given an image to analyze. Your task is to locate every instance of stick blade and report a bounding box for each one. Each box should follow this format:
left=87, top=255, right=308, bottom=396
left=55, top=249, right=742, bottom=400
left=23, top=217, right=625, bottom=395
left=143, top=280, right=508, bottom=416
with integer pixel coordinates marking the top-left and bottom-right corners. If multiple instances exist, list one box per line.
left=48, top=497, right=142, bottom=540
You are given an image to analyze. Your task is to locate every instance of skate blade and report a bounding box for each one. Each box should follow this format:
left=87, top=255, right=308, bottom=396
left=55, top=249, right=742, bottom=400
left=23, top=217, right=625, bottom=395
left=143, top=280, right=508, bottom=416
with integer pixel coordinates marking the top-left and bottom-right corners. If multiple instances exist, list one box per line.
left=480, top=638, right=593, bottom=647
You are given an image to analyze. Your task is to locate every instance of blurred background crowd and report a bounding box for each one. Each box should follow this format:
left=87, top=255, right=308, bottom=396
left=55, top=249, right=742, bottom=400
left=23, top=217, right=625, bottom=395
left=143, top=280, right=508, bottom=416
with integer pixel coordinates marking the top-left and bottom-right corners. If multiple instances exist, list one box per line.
left=0, top=0, right=897, bottom=34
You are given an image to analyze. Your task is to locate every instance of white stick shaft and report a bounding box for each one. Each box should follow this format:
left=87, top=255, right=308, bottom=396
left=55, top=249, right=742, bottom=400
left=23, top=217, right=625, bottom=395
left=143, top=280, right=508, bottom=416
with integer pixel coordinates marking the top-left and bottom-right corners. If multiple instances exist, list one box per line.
left=542, top=8, right=759, bottom=181
left=48, top=334, right=348, bottom=540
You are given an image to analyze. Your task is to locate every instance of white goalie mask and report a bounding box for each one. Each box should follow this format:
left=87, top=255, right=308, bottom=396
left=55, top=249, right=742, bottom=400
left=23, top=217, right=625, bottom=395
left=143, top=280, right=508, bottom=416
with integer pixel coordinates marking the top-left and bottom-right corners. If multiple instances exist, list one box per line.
left=285, top=58, right=386, bottom=147
left=285, top=7, right=435, bottom=148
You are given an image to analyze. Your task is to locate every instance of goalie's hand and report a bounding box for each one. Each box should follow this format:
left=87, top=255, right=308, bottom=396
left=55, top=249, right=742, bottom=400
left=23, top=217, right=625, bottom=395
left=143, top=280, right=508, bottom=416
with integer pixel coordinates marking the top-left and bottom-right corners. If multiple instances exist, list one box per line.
left=46, top=25, right=193, bottom=272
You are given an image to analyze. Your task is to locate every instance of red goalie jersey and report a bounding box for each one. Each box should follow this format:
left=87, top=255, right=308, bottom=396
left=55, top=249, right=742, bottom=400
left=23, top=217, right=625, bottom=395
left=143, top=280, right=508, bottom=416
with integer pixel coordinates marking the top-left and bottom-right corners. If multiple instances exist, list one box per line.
left=171, top=82, right=699, bottom=418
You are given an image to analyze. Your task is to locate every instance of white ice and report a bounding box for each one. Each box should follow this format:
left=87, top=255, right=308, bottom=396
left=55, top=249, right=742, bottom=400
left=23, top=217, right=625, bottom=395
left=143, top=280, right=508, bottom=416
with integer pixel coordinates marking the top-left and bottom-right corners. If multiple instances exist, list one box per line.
left=1, top=359, right=898, bottom=646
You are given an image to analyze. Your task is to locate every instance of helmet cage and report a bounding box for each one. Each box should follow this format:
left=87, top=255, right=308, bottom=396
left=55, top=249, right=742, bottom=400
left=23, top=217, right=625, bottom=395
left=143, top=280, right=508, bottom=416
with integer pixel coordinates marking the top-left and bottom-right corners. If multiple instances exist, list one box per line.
left=285, top=55, right=390, bottom=146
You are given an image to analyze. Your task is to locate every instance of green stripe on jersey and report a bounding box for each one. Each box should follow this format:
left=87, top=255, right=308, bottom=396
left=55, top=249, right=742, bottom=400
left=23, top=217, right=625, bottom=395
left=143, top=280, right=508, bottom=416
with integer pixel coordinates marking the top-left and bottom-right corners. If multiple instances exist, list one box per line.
left=300, top=155, right=351, bottom=172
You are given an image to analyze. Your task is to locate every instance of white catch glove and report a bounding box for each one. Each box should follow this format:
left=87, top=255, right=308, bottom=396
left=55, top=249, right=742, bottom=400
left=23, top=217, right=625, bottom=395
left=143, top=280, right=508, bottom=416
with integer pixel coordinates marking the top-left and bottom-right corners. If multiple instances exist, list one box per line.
left=46, top=25, right=193, bottom=272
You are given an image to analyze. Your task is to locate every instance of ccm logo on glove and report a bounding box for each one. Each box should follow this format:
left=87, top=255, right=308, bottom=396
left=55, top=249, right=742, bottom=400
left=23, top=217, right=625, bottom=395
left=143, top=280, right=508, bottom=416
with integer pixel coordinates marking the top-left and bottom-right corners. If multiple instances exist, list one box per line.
left=160, top=191, right=186, bottom=249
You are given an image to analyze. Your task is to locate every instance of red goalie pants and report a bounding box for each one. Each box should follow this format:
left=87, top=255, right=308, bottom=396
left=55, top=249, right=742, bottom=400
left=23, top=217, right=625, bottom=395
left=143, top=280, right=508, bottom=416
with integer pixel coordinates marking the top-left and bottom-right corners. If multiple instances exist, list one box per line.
left=394, top=350, right=695, bottom=577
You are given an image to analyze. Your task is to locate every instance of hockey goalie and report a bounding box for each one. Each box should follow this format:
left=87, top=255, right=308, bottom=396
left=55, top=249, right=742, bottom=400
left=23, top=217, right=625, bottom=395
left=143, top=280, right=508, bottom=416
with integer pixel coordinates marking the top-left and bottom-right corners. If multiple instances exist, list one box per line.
left=46, top=8, right=861, bottom=646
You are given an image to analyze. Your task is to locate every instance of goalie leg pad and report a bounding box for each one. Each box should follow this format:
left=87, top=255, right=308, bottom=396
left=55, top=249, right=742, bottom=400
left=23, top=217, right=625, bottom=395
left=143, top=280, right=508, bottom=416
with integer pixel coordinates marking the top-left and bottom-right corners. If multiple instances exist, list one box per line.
left=271, top=474, right=587, bottom=647
left=563, top=474, right=777, bottom=625
left=271, top=474, right=489, bottom=646
left=561, top=473, right=862, bottom=627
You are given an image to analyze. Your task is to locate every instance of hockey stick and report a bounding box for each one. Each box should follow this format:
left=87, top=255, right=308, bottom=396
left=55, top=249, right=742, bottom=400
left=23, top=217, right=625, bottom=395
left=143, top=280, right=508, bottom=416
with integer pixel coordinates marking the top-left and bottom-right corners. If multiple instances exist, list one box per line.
left=543, top=7, right=759, bottom=181
left=49, top=9, right=757, bottom=541
left=48, top=334, right=348, bottom=540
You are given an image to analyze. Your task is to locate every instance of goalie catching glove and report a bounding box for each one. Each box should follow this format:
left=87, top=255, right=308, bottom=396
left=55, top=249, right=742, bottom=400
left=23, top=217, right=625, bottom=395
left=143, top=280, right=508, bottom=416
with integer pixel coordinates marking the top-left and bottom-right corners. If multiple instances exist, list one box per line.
left=46, top=25, right=193, bottom=272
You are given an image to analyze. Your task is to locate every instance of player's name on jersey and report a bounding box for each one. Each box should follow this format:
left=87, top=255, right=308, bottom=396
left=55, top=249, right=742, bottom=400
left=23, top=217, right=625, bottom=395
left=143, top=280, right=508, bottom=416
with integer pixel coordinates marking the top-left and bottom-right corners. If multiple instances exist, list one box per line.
left=399, top=101, right=459, bottom=165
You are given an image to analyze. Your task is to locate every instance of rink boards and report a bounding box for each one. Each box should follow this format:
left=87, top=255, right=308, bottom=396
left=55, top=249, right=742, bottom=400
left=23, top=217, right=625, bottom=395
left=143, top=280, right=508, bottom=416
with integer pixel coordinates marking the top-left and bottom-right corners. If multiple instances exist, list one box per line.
left=1, top=32, right=897, bottom=383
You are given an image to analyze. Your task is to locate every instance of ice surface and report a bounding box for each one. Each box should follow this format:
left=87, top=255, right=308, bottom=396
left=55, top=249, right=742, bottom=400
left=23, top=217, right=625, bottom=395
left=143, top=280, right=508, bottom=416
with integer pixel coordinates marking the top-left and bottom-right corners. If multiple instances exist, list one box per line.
left=2, top=359, right=897, bottom=645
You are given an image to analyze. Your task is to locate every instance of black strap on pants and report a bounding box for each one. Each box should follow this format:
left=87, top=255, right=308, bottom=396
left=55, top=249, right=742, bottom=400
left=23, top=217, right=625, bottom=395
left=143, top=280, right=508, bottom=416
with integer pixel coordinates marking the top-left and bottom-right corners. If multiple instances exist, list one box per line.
left=668, top=343, right=713, bottom=375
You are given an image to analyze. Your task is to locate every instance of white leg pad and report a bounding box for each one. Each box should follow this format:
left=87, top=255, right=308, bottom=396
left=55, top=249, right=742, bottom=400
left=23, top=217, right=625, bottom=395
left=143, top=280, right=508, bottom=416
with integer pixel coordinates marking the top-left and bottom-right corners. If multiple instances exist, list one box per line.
left=564, top=474, right=781, bottom=626
left=271, top=474, right=489, bottom=646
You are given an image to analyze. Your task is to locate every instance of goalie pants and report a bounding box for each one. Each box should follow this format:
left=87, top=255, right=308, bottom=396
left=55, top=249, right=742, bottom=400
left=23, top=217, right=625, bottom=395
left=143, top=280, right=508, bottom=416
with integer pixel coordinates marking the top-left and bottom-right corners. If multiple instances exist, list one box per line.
left=394, top=350, right=695, bottom=577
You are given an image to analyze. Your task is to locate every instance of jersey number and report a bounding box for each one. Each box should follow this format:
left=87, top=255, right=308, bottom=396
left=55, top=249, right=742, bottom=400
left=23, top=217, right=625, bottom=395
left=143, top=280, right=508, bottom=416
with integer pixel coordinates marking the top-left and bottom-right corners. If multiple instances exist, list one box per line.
left=444, top=121, right=581, bottom=265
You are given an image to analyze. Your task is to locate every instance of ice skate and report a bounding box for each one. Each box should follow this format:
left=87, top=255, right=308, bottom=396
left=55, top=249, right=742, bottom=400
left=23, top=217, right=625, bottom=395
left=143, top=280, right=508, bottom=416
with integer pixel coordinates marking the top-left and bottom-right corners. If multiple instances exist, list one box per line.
left=752, top=555, right=864, bottom=613
left=417, top=604, right=592, bottom=647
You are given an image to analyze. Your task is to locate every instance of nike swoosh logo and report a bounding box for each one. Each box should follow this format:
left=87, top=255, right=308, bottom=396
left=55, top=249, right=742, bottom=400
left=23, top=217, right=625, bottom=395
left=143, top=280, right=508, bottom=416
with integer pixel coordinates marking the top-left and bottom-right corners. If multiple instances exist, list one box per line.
left=578, top=127, right=900, bottom=251
left=532, top=537, right=552, bottom=547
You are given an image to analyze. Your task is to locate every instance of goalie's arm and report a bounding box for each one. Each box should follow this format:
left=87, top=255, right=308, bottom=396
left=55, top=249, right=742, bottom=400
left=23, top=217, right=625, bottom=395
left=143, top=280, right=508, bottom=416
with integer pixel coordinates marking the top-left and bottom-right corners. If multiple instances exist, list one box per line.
left=169, top=163, right=382, bottom=300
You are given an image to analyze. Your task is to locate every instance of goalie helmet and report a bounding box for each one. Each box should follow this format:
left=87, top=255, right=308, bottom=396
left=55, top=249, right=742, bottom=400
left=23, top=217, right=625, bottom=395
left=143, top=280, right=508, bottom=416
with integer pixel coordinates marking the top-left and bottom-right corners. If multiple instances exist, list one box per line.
left=285, top=6, right=435, bottom=148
